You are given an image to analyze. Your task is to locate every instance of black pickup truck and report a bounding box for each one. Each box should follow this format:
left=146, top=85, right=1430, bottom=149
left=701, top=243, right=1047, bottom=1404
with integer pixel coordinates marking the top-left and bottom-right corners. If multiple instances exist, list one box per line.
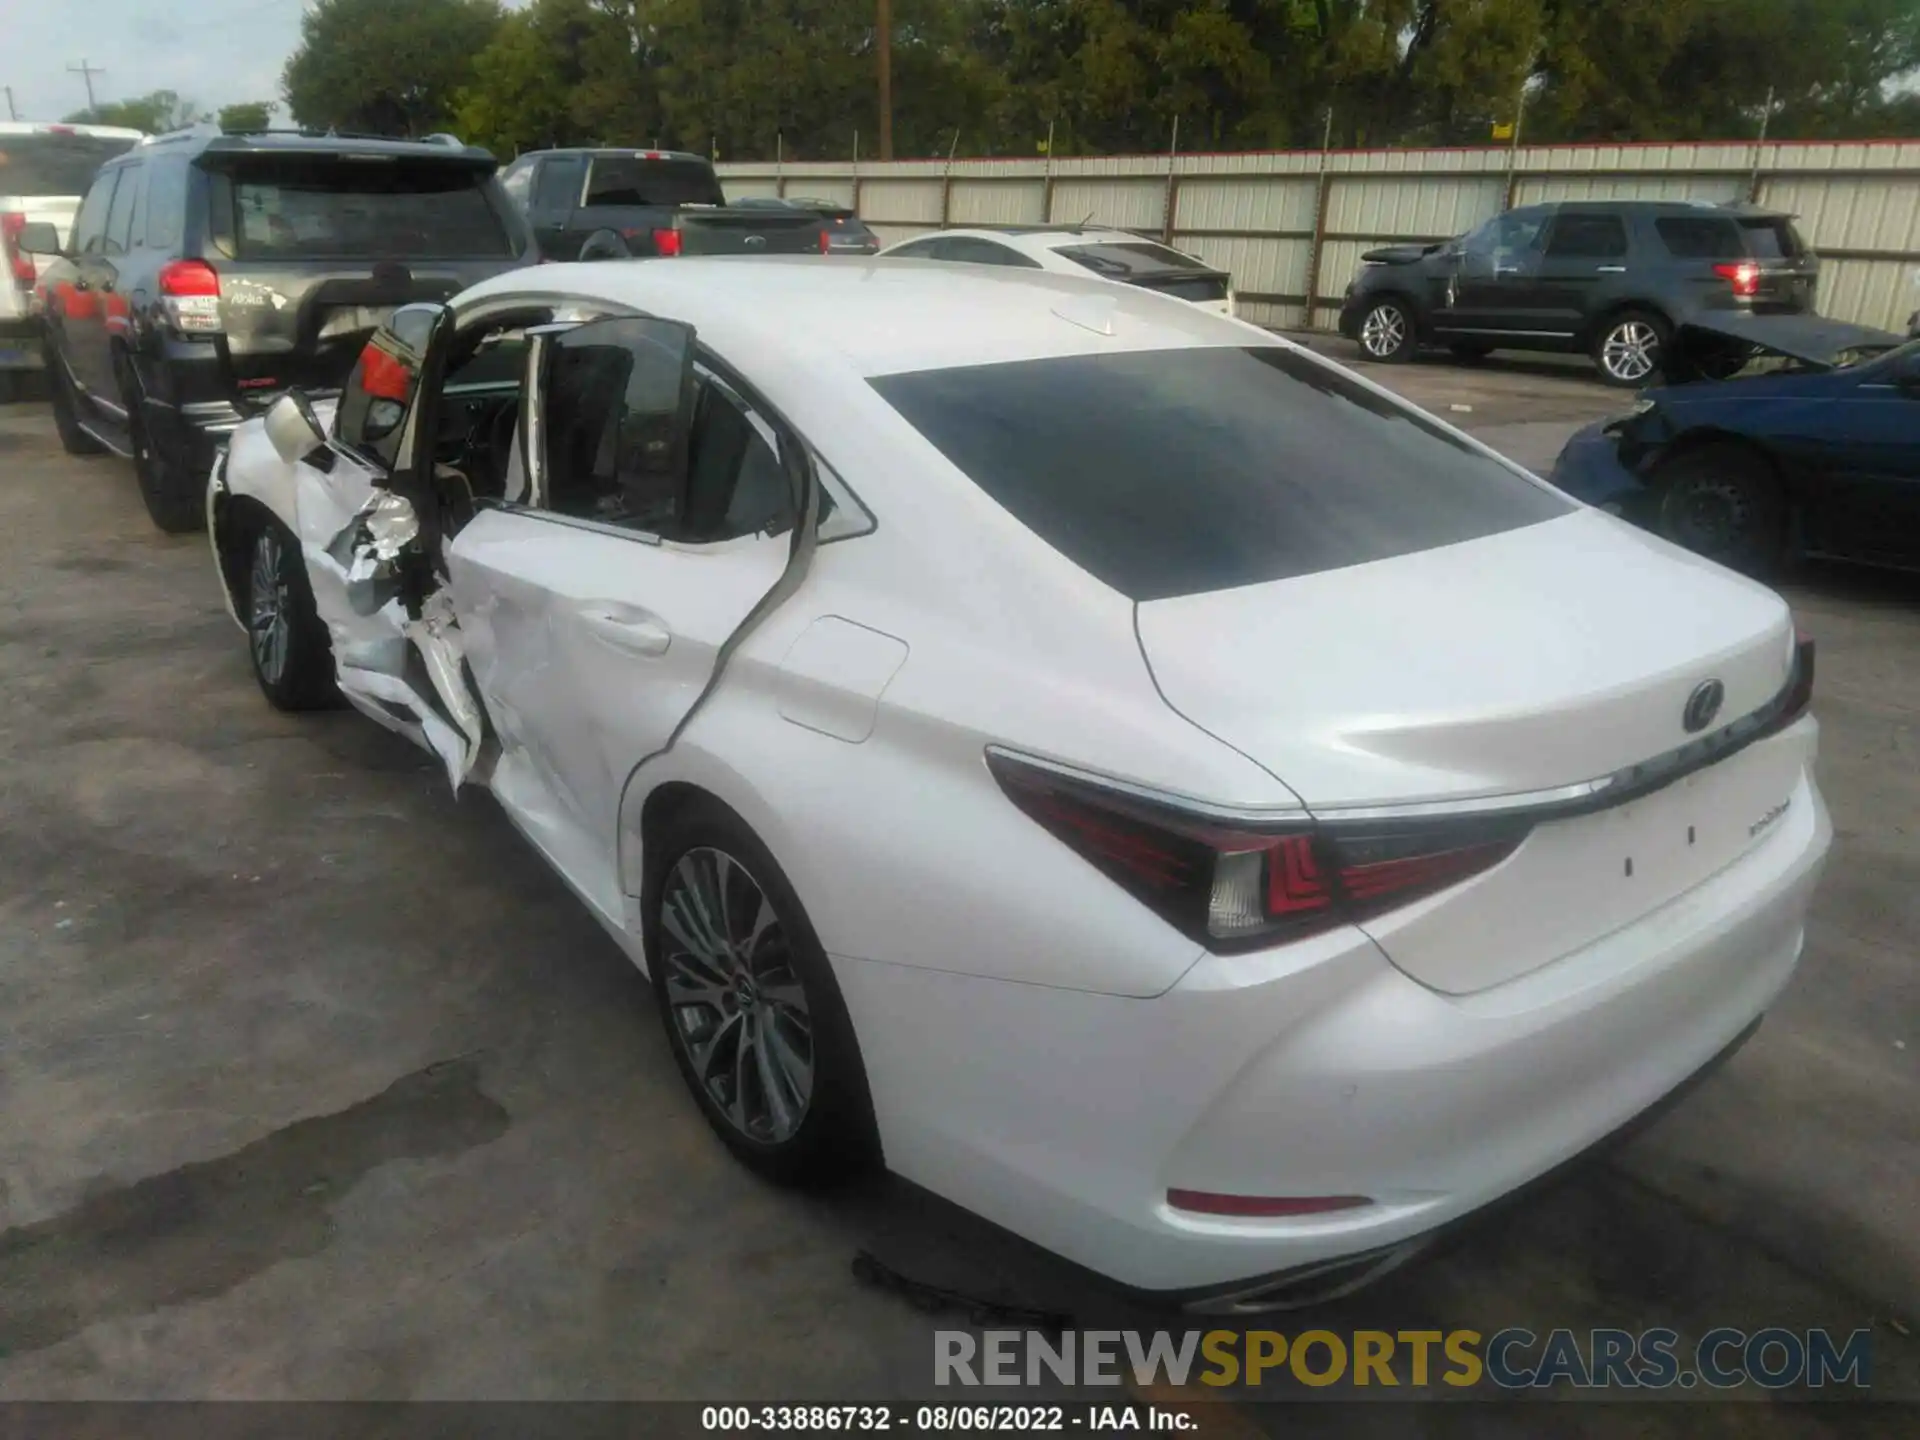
left=499, top=148, right=825, bottom=260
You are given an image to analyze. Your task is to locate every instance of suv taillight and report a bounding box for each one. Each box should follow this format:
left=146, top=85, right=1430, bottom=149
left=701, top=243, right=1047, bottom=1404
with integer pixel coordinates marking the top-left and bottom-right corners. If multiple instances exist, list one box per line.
left=818, top=227, right=832, bottom=254
left=1713, top=261, right=1760, bottom=298
left=158, top=259, right=222, bottom=333
left=652, top=228, right=683, bottom=257
left=1, top=213, right=35, bottom=289
left=987, top=752, right=1527, bottom=953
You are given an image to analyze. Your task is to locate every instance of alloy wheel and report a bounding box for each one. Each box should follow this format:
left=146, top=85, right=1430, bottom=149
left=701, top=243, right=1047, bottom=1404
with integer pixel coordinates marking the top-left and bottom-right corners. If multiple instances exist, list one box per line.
left=249, top=528, right=293, bottom=685
left=1360, top=304, right=1408, bottom=359
left=659, top=846, right=814, bottom=1145
left=1601, top=321, right=1660, bottom=383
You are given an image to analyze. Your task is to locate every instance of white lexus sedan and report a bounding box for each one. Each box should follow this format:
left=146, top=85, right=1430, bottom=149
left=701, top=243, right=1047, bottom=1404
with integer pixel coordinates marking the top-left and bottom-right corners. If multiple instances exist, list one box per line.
left=875, top=225, right=1236, bottom=316
left=207, top=257, right=1829, bottom=1311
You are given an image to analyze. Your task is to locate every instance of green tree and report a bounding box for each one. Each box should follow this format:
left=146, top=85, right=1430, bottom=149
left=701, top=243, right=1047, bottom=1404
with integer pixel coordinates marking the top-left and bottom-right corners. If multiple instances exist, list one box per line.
left=457, top=0, right=663, bottom=155
left=217, top=101, right=275, bottom=134
left=283, top=0, right=505, bottom=137
left=64, top=90, right=205, bottom=133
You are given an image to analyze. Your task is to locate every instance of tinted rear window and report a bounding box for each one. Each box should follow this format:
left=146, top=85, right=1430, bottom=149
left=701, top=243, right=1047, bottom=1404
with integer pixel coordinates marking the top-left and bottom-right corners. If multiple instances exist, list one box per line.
left=213, top=158, right=514, bottom=259
left=1056, top=241, right=1209, bottom=277
left=1656, top=216, right=1745, bottom=261
left=0, top=132, right=137, bottom=196
left=873, top=347, right=1569, bottom=601
left=584, top=157, right=724, bottom=208
left=1739, top=218, right=1800, bottom=259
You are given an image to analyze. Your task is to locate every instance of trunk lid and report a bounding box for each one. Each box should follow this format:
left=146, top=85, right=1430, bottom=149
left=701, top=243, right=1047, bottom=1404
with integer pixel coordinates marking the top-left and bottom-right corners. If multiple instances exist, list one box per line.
left=673, top=207, right=823, bottom=255
left=1136, top=510, right=1802, bottom=992
left=212, top=258, right=489, bottom=399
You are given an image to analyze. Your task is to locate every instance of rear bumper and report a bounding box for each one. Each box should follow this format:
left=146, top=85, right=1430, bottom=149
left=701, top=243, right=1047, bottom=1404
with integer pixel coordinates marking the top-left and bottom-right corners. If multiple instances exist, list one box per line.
left=835, top=747, right=1830, bottom=1300
left=0, top=315, right=43, bottom=370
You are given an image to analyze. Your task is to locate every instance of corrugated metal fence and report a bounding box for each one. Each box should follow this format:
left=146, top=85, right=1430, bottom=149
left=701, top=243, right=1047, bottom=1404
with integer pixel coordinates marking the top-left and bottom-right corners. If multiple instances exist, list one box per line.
left=718, top=140, right=1920, bottom=333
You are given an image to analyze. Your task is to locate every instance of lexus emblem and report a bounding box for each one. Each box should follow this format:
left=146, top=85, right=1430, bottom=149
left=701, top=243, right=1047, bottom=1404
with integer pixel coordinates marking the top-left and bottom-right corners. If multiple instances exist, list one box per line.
left=744, top=234, right=766, bottom=249
left=1683, top=680, right=1725, bottom=733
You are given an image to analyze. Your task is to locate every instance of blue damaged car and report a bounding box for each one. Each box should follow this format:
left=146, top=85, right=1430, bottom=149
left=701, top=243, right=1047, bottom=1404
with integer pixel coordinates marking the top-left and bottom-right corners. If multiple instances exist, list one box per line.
left=1551, top=312, right=1919, bottom=576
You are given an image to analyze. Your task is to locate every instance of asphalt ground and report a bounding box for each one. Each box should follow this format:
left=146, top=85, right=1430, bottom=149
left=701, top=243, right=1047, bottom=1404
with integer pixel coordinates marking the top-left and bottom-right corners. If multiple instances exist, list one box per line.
left=0, top=346, right=1913, bottom=1432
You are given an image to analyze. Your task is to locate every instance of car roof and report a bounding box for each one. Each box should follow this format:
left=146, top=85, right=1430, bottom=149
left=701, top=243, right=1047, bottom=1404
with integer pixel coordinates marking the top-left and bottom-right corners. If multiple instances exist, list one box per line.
left=0, top=120, right=145, bottom=141
left=1545, top=199, right=1793, bottom=219
left=513, top=147, right=709, bottom=163
left=131, top=125, right=495, bottom=164
left=457, top=255, right=1256, bottom=378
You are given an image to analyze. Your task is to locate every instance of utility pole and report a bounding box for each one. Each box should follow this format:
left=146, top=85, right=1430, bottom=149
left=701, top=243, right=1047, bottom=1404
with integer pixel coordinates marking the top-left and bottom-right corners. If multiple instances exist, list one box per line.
left=68, top=58, right=104, bottom=114
left=3, top=86, right=18, bottom=122
left=877, top=0, right=893, bottom=160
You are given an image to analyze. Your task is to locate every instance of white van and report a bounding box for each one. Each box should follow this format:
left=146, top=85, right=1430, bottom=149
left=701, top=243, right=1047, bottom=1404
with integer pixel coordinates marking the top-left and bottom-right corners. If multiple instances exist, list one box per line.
left=0, top=122, right=143, bottom=397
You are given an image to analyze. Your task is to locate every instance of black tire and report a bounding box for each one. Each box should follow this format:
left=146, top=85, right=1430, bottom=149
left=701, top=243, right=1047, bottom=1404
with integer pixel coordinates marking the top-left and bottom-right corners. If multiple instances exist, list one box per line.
left=45, top=345, right=106, bottom=455
left=1592, top=308, right=1671, bottom=388
left=578, top=228, right=632, bottom=262
left=239, top=510, right=340, bottom=710
left=1448, top=341, right=1495, bottom=362
left=646, top=799, right=880, bottom=1187
left=1655, top=443, right=1787, bottom=577
left=119, top=357, right=204, bottom=533
left=1355, top=298, right=1418, bottom=363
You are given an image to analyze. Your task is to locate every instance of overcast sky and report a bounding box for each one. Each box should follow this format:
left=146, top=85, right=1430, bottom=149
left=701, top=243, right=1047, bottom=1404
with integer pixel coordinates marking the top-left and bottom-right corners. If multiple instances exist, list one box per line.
left=3, top=0, right=317, bottom=124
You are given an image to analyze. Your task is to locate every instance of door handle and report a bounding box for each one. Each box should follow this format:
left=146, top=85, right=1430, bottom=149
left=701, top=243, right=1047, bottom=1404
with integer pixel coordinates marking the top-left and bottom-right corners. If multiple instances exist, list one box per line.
left=577, top=605, right=671, bottom=657
left=1596, top=265, right=1627, bottom=273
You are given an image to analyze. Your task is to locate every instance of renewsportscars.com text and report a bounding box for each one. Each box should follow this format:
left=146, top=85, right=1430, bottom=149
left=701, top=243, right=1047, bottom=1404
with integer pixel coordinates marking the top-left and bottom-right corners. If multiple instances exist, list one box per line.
left=935, top=1327, right=1872, bottom=1392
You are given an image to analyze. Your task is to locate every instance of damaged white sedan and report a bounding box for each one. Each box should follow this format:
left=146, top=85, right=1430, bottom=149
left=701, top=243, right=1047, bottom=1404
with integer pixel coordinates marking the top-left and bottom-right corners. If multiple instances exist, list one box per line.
left=208, top=257, right=1831, bottom=1311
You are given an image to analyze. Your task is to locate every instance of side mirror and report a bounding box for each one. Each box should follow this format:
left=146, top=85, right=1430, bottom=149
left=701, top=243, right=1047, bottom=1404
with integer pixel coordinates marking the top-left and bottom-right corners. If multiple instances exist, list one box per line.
left=15, top=222, right=64, bottom=257
left=265, top=391, right=327, bottom=465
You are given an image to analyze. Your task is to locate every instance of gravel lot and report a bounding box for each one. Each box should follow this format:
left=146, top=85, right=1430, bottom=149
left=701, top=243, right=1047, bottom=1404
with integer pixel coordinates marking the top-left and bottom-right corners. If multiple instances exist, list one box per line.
left=0, top=344, right=1913, bottom=1426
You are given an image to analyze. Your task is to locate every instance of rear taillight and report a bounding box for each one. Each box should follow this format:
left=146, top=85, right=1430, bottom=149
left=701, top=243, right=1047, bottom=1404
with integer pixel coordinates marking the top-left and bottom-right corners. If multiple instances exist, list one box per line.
left=1776, top=630, right=1815, bottom=728
left=158, top=259, right=223, bottom=334
left=1, top=213, right=35, bottom=289
left=1713, top=261, right=1761, bottom=298
left=652, top=228, right=683, bottom=257
left=819, top=227, right=835, bottom=254
left=987, top=752, right=1527, bottom=953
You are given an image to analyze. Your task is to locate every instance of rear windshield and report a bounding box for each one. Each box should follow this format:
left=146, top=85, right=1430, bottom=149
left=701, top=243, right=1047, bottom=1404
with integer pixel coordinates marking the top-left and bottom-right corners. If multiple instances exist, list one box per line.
left=872, top=346, right=1570, bottom=601
left=584, top=157, right=724, bottom=208
left=1656, top=216, right=1746, bottom=261
left=1739, top=217, right=1801, bottom=259
left=0, top=132, right=137, bottom=196
left=1056, top=241, right=1210, bottom=277
left=212, top=158, right=515, bottom=260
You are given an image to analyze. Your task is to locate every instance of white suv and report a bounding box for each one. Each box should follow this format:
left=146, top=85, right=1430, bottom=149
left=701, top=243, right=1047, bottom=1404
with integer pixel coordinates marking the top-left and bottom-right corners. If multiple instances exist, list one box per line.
left=0, top=122, right=143, bottom=398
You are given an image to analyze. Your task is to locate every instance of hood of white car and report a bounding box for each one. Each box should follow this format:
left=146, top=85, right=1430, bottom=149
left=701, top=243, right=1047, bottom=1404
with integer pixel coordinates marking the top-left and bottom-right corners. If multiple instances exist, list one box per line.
left=1135, top=509, right=1794, bottom=809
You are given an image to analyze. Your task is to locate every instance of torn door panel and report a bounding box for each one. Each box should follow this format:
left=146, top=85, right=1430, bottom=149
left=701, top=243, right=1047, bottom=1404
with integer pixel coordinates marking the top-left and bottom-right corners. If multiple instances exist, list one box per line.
left=320, top=490, right=489, bottom=791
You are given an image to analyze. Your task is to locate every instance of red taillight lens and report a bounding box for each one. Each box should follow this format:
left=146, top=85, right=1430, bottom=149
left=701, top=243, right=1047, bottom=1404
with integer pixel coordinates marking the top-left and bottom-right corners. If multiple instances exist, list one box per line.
left=1713, top=261, right=1760, bottom=298
left=988, top=753, right=1526, bottom=953
left=652, top=228, right=683, bottom=257
left=158, top=259, right=220, bottom=296
left=157, top=259, right=223, bottom=334
left=818, top=227, right=832, bottom=254
left=1167, top=1190, right=1370, bottom=1219
left=1, top=213, right=35, bottom=288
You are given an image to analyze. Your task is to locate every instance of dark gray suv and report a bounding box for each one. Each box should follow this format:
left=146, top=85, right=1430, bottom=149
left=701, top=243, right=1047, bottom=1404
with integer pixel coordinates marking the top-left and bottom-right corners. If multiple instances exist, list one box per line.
left=1338, top=201, right=1818, bottom=386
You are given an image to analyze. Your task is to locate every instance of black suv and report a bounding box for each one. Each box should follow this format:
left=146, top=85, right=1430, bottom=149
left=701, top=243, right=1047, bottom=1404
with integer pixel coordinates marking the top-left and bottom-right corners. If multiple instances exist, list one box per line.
left=1338, top=201, right=1817, bottom=387
left=21, top=127, right=535, bottom=531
